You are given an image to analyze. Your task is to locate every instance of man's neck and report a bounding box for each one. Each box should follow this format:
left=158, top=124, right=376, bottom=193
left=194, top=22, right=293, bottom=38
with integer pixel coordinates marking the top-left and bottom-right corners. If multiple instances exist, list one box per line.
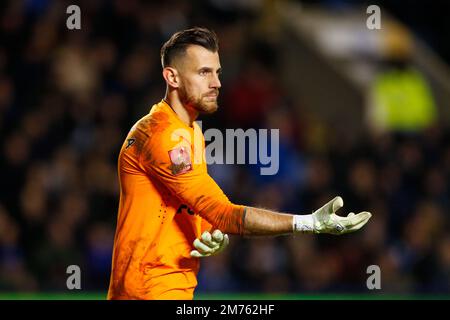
left=164, top=95, right=198, bottom=127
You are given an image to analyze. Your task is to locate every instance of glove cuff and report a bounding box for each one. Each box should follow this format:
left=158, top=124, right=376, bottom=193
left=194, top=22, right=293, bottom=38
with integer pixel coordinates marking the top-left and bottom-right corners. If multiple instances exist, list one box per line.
left=293, top=214, right=315, bottom=233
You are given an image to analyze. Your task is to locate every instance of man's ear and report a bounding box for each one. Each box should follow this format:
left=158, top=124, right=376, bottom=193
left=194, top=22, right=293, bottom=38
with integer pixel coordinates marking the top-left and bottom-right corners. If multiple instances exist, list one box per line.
left=162, top=67, right=180, bottom=88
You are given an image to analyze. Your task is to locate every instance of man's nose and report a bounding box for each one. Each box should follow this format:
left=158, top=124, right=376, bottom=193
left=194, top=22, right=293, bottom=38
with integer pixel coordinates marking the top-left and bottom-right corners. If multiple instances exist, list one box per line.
left=210, top=74, right=221, bottom=89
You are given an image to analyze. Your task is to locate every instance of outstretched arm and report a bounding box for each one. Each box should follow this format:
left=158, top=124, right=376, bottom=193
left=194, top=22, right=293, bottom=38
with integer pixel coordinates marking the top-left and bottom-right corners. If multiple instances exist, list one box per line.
left=140, top=129, right=371, bottom=237
left=190, top=197, right=372, bottom=257
left=241, top=207, right=293, bottom=236
left=243, top=196, right=372, bottom=236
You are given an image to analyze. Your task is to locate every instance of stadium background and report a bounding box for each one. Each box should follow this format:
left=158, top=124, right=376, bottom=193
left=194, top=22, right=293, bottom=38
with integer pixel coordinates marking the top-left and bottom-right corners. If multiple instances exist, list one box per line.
left=0, top=0, right=449, bottom=299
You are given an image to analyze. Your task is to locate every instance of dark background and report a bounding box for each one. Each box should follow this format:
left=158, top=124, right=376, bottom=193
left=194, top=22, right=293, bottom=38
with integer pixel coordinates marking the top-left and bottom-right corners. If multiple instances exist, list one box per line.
left=0, top=0, right=449, bottom=296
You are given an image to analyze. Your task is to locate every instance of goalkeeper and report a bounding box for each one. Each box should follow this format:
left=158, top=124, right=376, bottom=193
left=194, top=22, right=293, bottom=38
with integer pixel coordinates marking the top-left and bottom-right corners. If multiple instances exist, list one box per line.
left=107, top=27, right=372, bottom=300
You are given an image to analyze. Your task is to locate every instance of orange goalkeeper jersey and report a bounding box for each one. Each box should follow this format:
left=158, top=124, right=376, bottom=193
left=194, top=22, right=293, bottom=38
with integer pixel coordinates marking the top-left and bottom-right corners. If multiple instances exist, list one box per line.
left=107, top=100, right=245, bottom=300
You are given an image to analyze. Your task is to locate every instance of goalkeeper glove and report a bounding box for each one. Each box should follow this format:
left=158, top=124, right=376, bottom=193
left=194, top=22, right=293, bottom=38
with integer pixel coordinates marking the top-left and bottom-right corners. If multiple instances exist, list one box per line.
left=190, top=229, right=229, bottom=258
left=293, top=196, right=372, bottom=234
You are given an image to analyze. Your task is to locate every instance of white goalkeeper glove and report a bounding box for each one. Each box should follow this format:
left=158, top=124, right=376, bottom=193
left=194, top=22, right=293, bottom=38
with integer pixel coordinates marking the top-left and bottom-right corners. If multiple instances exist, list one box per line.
left=293, top=196, right=372, bottom=235
left=190, top=229, right=229, bottom=258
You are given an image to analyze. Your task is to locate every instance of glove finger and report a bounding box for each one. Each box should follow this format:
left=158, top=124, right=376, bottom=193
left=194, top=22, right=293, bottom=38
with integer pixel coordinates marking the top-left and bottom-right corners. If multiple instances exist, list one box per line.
left=190, top=250, right=209, bottom=258
left=332, top=196, right=344, bottom=213
left=216, top=234, right=229, bottom=253
left=201, top=231, right=219, bottom=248
left=212, top=230, right=224, bottom=243
left=343, top=212, right=372, bottom=231
left=202, top=231, right=212, bottom=242
left=223, top=234, right=229, bottom=247
left=314, top=197, right=344, bottom=225
left=343, top=211, right=371, bottom=228
left=320, top=196, right=344, bottom=215
left=343, top=219, right=370, bottom=233
left=193, top=238, right=214, bottom=254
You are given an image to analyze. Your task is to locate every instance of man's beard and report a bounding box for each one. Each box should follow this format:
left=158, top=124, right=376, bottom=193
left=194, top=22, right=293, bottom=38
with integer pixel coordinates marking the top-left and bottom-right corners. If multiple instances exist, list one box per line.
left=179, top=86, right=219, bottom=114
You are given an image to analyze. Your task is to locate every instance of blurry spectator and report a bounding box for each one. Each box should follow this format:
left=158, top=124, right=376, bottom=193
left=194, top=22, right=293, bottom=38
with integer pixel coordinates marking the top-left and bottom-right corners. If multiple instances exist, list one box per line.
left=242, top=238, right=290, bottom=293
left=0, top=204, right=38, bottom=291
left=223, top=42, right=282, bottom=129
left=1, top=132, right=30, bottom=213
left=432, top=234, right=450, bottom=293
left=52, top=43, right=100, bottom=103
left=197, top=242, right=239, bottom=293
left=368, top=57, right=437, bottom=133
left=84, top=223, right=114, bottom=290
left=397, top=201, right=446, bottom=292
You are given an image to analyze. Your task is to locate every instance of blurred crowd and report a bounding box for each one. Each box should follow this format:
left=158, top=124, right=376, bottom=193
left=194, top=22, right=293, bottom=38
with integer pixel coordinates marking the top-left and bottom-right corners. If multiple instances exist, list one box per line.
left=0, top=0, right=449, bottom=295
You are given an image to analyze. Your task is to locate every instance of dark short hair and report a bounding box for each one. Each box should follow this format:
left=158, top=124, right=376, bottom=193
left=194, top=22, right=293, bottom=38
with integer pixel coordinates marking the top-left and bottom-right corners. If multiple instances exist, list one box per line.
left=160, top=27, right=219, bottom=68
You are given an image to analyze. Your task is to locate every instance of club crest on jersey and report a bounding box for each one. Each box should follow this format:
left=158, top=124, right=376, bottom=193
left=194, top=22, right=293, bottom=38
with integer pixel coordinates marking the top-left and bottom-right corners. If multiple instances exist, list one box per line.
left=168, top=146, right=192, bottom=175
left=125, top=138, right=135, bottom=149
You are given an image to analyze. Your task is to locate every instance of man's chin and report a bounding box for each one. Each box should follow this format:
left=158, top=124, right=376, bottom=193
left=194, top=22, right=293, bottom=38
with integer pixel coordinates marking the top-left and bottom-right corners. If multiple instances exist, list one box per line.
left=199, top=102, right=218, bottom=114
